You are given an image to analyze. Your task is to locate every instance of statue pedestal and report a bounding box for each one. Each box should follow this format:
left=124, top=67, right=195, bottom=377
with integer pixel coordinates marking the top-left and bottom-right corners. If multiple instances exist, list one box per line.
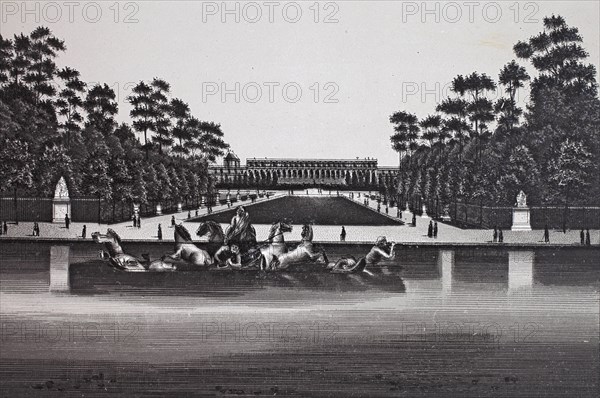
left=512, top=207, right=532, bottom=231
left=177, top=203, right=183, bottom=213
left=421, top=205, right=428, bottom=218
left=156, top=204, right=162, bottom=215
left=52, top=198, right=71, bottom=223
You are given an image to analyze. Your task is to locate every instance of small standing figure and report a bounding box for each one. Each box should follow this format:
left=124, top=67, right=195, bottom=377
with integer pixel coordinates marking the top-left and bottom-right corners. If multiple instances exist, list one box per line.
left=340, top=226, right=346, bottom=242
left=433, top=221, right=438, bottom=238
left=3, top=221, right=7, bottom=235
left=195, top=210, right=198, bottom=217
left=32, top=223, right=37, bottom=236
left=493, top=226, right=498, bottom=243
left=137, top=216, right=141, bottom=229
left=377, top=203, right=381, bottom=213
left=585, top=229, right=591, bottom=246
left=64, top=214, right=70, bottom=229
left=543, top=224, right=550, bottom=243
left=158, top=224, right=163, bottom=240
left=81, top=225, right=86, bottom=239
left=171, top=215, right=176, bottom=227
left=427, top=220, right=433, bottom=238
left=580, top=229, right=585, bottom=245
left=412, top=213, right=417, bottom=227
left=385, top=206, right=389, bottom=214
left=132, top=214, right=137, bottom=228
left=498, top=229, right=504, bottom=243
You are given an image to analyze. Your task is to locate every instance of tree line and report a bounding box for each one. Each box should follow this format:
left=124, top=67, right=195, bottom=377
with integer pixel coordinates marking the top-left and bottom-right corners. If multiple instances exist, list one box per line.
left=0, top=26, right=229, bottom=210
left=388, top=16, right=599, bottom=212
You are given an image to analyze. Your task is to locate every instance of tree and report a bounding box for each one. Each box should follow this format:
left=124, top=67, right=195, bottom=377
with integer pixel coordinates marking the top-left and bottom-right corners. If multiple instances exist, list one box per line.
left=23, top=27, right=65, bottom=106
left=131, top=166, right=147, bottom=205
left=496, top=60, right=529, bottom=133
left=84, top=83, right=118, bottom=135
left=514, top=15, right=597, bottom=98
left=420, top=115, right=442, bottom=148
left=128, top=81, right=154, bottom=159
left=56, top=67, right=86, bottom=147
left=170, top=98, right=191, bottom=158
left=0, top=138, right=34, bottom=193
left=150, top=78, right=172, bottom=154
left=389, top=111, right=420, bottom=168
left=550, top=139, right=593, bottom=226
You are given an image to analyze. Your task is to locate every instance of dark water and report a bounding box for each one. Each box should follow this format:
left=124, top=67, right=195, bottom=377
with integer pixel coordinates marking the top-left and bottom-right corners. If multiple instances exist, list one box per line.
left=1, top=242, right=598, bottom=397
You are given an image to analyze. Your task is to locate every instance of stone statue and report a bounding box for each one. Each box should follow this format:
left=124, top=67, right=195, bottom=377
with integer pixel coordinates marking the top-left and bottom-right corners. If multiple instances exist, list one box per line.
left=54, top=177, right=69, bottom=199
left=516, top=190, right=527, bottom=208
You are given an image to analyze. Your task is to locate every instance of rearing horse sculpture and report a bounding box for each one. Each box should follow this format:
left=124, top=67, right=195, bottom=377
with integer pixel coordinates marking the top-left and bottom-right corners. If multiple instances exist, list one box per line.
left=260, top=223, right=329, bottom=271
left=92, top=229, right=175, bottom=272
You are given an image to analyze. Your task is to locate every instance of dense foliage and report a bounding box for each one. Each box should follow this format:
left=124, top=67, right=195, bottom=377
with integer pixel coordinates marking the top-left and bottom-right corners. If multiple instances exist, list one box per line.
left=0, top=27, right=229, bottom=209
left=389, top=16, right=599, bottom=210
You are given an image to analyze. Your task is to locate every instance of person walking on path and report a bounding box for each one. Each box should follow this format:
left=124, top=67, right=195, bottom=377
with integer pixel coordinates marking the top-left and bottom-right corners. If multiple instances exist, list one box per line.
left=133, top=215, right=137, bottom=228
left=433, top=222, right=438, bottom=238
left=3, top=221, right=7, bottom=235
left=81, top=225, right=86, bottom=239
left=498, top=229, right=504, bottom=243
left=580, top=229, right=585, bottom=245
left=171, top=215, right=176, bottom=227
left=65, top=214, right=70, bottom=229
left=377, top=203, right=381, bottom=213
left=137, top=216, right=141, bottom=229
left=427, top=221, right=433, bottom=238
left=543, top=224, right=550, bottom=243
left=586, top=229, right=591, bottom=246
left=158, top=224, right=163, bottom=240
left=32, top=223, right=36, bottom=236
left=340, top=226, right=346, bottom=242
left=188, top=211, right=191, bottom=219
left=412, top=213, right=417, bottom=227
left=493, top=226, right=498, bottom=243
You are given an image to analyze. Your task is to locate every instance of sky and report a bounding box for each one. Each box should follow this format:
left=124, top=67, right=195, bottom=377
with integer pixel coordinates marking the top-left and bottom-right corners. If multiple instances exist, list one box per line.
left=2, top=1, right=599, bottom=166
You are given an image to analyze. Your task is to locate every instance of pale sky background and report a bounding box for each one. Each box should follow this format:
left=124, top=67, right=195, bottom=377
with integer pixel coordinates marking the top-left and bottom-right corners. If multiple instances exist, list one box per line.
left=2, top=1, right=599, bottom=165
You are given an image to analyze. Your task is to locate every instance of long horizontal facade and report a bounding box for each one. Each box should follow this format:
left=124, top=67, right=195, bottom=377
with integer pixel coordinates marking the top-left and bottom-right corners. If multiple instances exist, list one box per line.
left=209, top=153, right=399, bottom=188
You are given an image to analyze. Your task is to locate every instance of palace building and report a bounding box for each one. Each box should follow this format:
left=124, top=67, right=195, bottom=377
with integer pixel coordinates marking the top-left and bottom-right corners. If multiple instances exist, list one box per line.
left=209, top=152, right=399, bottom=188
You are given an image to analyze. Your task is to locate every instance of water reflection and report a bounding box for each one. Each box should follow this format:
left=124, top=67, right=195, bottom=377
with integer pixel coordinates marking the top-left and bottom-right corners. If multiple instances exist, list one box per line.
left=438, top=250, right=454, bottom=295
left=508, top=251, right=534, bottom=294
left=49, top=246, right=70, bottom=293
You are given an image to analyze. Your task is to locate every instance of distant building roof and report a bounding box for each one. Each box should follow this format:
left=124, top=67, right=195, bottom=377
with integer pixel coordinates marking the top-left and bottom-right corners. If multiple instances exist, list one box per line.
left=224, top=151, right=240, bottom=161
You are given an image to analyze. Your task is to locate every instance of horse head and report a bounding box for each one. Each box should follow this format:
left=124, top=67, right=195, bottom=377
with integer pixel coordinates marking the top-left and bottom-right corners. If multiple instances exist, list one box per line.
left=268, top=221, right=293, bottom=242
left=301, top=224, right=314, bottom=242
left=174, top=224, right=193, bottom=244
left=196, top=221, right=225, bottom=243
left=92, top=228, right=124, bottom=257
